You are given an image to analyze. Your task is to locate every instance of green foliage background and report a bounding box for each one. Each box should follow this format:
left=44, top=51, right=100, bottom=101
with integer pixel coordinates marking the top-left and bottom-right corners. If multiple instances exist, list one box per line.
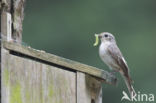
left=23, top=0, right=156, bottom=102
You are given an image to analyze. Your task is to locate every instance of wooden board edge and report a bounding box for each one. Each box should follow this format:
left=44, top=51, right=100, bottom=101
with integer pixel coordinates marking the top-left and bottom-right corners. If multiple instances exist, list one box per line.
left=2, top=41, right=117, bottom=85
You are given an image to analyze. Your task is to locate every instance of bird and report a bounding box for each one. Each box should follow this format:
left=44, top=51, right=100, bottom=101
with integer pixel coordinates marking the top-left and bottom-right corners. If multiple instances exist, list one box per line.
left=97, top=32, right=135, bottom=97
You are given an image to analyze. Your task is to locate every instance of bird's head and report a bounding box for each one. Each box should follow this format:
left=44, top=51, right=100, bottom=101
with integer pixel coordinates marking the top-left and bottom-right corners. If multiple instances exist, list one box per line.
left=98, top=32, right=116, bottom=43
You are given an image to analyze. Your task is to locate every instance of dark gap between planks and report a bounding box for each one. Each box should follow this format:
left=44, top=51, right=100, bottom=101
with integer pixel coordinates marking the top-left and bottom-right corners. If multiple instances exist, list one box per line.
left=9, top=50, right=76, bottom=73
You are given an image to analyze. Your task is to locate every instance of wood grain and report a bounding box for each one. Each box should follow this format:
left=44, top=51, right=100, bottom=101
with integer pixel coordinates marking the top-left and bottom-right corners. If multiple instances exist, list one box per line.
left=2, top=41, right=117, bottom=85
left=0, top=0, right=26, bottom=43
left=1, top=49, right=76, bottom=103
left=1, top=12, right=12, bottom=41
left=77, top=72, right=102, bottom=103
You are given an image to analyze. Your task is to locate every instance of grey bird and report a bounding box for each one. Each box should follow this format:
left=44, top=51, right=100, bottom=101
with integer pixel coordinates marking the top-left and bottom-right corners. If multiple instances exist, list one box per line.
left=97, top=32, right=135, bottom=97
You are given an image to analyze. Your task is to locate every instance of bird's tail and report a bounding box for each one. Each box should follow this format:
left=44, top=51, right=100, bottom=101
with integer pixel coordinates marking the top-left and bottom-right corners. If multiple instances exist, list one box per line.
left=121, top=73, right=136, bottom=98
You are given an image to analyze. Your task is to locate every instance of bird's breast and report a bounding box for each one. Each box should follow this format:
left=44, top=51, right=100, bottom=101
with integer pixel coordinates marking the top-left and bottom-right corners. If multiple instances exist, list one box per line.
left=99, top=42, right=110, bottom=56
left=99, top=42, right=121, bottom=71
left=99, top=42, right=113, bottom=65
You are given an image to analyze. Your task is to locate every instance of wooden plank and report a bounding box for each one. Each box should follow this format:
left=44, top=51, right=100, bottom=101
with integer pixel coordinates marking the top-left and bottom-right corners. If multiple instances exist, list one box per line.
left=77, top=72, right=102, bottom=103
left=1, top=0, right=25, bottom=43
left=2, top=41, right=117, bottom=85
left=0, top=0, right=11, bottom=12
left=1, top=12, right=12, bottom=41
left=1, top=49, right=76, bottom=103
left=12, top=0, right=26, bottom=43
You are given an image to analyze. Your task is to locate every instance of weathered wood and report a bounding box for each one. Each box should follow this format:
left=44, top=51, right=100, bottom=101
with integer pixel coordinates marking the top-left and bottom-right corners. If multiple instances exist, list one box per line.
left=0, top=0, right=26, bottom=43
left=2, top=41, right=117, bottom=85
left=0, top=0, right=11, bottom=12
left=12, top=0, right=26, bottom=43
left=77, top=72, right=102, bottom=103
left=1, top=0, right=117, bottom=103
left=1, top=12, right=12, bottom=41
left=1, top=49, right=76, bottom=103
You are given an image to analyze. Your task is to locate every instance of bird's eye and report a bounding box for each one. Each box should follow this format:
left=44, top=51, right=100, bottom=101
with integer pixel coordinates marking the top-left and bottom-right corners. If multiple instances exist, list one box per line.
left=104, top=34, right=108, bottom=37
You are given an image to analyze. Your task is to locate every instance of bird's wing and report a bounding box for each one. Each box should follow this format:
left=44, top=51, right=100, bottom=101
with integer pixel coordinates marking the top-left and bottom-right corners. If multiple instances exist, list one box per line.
left=107, top=44, right=130, bottom=77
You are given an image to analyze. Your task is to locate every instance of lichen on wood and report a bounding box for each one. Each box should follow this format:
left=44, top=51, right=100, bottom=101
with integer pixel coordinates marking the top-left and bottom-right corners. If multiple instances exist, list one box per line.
left=3, top=41, right=117, bottom=85
left=3, top=68, right=9, bottom=86
left=1, top=51, right=76, bottom=103
left=10, top=82, right=22, bottom=103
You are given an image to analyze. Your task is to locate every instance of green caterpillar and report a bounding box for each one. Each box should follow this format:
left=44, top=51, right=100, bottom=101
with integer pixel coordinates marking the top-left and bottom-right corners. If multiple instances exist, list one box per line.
left=93, top=34, right=99, bottom=46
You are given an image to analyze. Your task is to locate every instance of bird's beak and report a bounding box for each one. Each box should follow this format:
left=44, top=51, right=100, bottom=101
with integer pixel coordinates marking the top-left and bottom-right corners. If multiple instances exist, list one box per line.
left=98, top=34, right=102, bottom=39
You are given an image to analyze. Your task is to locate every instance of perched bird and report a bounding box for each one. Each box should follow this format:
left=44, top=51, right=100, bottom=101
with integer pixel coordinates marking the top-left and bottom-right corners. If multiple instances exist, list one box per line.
left=97, top=32, right=135, bottom=97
